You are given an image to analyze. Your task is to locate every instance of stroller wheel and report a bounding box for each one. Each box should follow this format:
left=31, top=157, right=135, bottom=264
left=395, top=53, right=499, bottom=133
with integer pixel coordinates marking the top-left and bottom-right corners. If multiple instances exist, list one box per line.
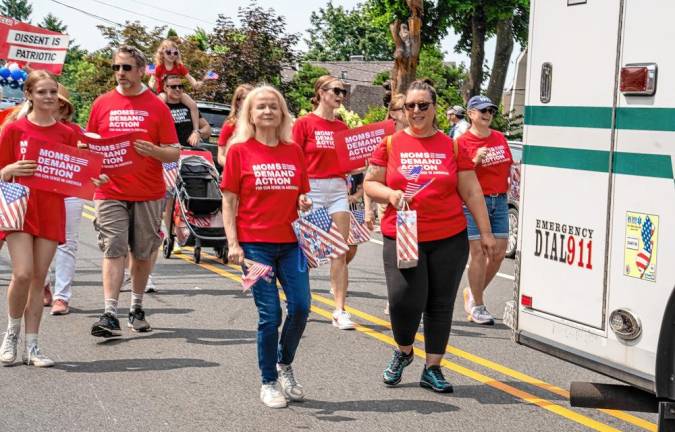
left=163, top=236, right=175, bottom=259
left=194, top=247, right=201, bottom=264
left=214, top=246, right=224, bottom=259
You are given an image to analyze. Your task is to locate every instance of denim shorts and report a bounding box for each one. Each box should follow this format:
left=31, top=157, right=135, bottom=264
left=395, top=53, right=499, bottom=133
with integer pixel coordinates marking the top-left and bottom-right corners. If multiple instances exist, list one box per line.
left=463, top=194, right=509, bottom=241
left=307, top=177, right=349, bottom=215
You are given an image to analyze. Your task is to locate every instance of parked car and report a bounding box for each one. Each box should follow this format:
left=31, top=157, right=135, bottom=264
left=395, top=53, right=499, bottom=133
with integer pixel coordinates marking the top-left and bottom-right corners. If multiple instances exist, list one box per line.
left=506, top=141, right=523, bottom=258
left=0, top=84, right=24, bottom=109
left=196, top=101, right=231, bottom=170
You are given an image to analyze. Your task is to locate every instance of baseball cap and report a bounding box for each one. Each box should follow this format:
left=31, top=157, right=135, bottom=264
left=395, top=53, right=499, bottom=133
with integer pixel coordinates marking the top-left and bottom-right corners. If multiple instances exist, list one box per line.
left=447, top=105, right=465, bottom=116
left=467, top=95, right=497, bottom=111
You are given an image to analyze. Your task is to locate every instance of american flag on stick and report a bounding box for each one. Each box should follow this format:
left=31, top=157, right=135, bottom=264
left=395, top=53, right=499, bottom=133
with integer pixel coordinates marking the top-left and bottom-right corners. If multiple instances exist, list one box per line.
left=163, top=161, right=179, bottom=192
left=403, top=178, right=434, bottom=200
left=396, top=209, right=418, bottom=269
left=293, top=207, right=349, bottom=268
left=241, top=259, right=273, bottom=291
left=0, top=182, right=29, bottom=231
left=347, top=209, right=372, bottom=245
left=398, top=165, right=422, bottom=181
left=636, top=216, right=654, bottom=278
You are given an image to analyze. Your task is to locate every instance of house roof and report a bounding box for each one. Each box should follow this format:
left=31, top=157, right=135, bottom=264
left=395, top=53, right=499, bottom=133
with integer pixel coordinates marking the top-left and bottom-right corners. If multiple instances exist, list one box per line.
left=282, top=60, right=392, bottom=85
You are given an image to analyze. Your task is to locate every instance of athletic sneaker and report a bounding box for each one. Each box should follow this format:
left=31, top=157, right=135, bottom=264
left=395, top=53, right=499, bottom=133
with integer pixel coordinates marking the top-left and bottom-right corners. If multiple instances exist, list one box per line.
left=277, top=364, right=304, bottom=401
left=469, top=305, right=495, bottom=325
left=462, top=287, right=475, bottom=315
left=145, top=275, right=157, bottom=293
left=128, top=308, right=152, bottom=332
left=50, top=299, right=69, bottom=316
left=0, top=328, right=19, bottom=365
left=260, top=382, right=288, bottom=408
left=332, top=309, right=356, bottom=330
left=120, top=273, right=131, bottom=293
left=420, top=365, right=454, bottom=393
left=91, top=313, right=122, bottom=338
left=23, top=345, right=55, bottom=367
left=383, top=349, right=414, bottom=386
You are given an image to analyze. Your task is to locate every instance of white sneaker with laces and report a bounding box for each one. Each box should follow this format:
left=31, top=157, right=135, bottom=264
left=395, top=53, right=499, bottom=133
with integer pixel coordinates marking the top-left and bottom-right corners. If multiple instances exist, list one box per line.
left=332, top=309, right=356, bottom=330
left=145, top=274, right=157, bottom=293
left=469, top=305, right=495, bottom=325
left=277, top=364, right=304, bottom=401
left=260, top=382, right=287, bottom=408
left=23, top=344, right=55, bottom=367
left=0, top=328, right=19, bottom=365
left=463, top=287, right=475, bottom=316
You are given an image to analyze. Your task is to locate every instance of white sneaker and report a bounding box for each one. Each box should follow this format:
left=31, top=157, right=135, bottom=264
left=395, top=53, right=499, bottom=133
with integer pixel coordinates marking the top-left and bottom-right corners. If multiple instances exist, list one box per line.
left=462, top=287, right=475, bottom=315
left=23, top=344, right=55, bottom=367
left=260, top=382, right=287, bottom=408
left=120, top=272, right=131, bottom=292
left=384, top=302, right=390, bottom=315
left=0, top=328, right=19, bottom=365
left=145, top=274, right=157, bottom=293
left=332, top=309, right=356, bottom=330
left=277, top=364, right=304, bottom=401
left=469, top=305, right=495, bottom=325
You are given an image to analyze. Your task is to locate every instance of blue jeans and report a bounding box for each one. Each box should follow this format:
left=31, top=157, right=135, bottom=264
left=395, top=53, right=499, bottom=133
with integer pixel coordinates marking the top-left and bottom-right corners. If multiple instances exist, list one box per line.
left=464, top=194, right=509, bottom=240
left=240, top=242, right=311, bottom=384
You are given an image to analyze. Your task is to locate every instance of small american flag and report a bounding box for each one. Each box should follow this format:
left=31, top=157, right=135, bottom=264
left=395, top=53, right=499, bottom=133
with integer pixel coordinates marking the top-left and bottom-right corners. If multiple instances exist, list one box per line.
left=145, top=64, right=156, bottom=75
left=241, top=259, right=273, bottom=291
left=186, top=211, right=211, bottom=228
left=0, top=182, right=29, bottom=231
left=396, top=209, right=418, bottom=268
left=403, top=178, right=434, bottom=200
left=347, top=209, right=371, bottom=245
left=636, top=216, right=654, bottom=278
left=293, top=207, right=349, bottom=267
left=398, top=165, right=422, bottom=181
left=204, top=70, right=219, bottom=80
left=163, top=162, right=179, bottom=192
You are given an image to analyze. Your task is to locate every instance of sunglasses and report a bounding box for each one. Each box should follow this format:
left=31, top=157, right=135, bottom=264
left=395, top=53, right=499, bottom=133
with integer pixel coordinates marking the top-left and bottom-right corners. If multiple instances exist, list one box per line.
left=404, top=102, right=433, bottom=112
left=167, top=84, right=184, bottom=90
left=112, top=64, right=134, bottom=72
left=165, top=50, right=179, bottom=56
left=324, top=87, right=348, bottom=97
left=477, top=107, right=497, bottom=115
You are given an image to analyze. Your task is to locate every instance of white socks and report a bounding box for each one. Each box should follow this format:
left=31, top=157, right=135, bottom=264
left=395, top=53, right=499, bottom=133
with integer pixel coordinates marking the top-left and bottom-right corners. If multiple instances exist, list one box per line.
left=104, top=298, right=118, bottom=316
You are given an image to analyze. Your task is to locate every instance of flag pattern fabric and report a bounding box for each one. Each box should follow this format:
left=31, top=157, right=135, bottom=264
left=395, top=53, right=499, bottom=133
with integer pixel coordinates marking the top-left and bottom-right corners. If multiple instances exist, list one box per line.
left=636, top=216, right=654, bottom=277
left=398, top=165, right=422, bottom=181
left=241, top=259, right=273, bottom=291
left=293, top=207, right=349, bottom=268
left=403, top=178, right=434, bottom=200
left=0, top=181, right=29, bottom=231
left=204, top=70, right=219, bottom=80
left=347, top=208, right=372, bottom=245
left=186, top=211, right=212, bottom=228
left=163, top=161, right=179, bottom=192
left=145, top=64, right=156, bottom=75
left=396, top=208, right=418, bottom=269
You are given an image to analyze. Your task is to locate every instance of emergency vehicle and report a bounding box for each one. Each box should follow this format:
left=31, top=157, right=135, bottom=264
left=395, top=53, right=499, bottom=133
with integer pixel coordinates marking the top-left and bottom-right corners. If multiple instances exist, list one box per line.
left=506, top=1, right=675, bottom=430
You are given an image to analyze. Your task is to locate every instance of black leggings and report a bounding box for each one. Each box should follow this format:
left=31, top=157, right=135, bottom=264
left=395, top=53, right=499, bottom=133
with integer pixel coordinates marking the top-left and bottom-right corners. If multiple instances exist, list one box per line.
left=383, top=231, right=469, bottom=354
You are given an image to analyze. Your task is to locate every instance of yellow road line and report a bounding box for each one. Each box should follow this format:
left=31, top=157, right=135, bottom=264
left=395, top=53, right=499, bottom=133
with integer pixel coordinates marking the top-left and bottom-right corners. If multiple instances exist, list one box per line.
left=173, top=252, right=624, bottom=432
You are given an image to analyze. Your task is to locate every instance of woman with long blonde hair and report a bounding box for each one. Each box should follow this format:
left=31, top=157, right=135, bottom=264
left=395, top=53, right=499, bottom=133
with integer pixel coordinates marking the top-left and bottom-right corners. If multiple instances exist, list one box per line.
left=221, top=85, right=313, bottom=408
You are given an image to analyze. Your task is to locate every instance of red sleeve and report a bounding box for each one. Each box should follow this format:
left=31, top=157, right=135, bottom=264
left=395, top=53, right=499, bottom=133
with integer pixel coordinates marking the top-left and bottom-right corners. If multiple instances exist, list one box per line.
left=220, top=143, right=242, bottom=194
left=456, top=141, right=474, bottom=171
left=217, top=122, right=234, bottom=146
left=0, top=125, right=16, bottom=169
left=291, top=118, right=306, bottom=149
left=156, top=103, right=179, bottom=145
left=369, top=136, right=389, bottom=167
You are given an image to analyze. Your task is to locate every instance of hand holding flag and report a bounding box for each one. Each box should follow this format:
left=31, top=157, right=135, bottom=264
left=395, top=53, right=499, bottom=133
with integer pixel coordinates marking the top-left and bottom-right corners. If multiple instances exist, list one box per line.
left=241, top=259, right=273, bottom=291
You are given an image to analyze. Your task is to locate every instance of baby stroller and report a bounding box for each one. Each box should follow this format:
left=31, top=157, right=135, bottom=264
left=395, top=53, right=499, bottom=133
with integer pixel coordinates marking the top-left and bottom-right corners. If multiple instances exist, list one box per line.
left=163, top=153, right=228, bottom=264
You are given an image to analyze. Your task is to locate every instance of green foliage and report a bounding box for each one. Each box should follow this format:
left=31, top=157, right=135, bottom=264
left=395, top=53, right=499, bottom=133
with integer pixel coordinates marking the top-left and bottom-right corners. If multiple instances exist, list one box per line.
left=372, top=70, right=390, bottom=86
left=491, top=108, right=524, bottom=140
left=96, top=20, right=166, bottom=59
left=416, top=45, right=466, bottom=108
left=167, top=28, right=178, bottom=38
left=362, top=105, right=388, bottom=125
left=283, top=63, right=329, bottom=115
left=1, top=0, right=31, bottom=22
left=38, top=13, right=66, bottom=33
left=335, top=105, right=363, bottom=128
left=369, top=0, right=454, bottom=46
left=304, top=1, right=393, bottom=61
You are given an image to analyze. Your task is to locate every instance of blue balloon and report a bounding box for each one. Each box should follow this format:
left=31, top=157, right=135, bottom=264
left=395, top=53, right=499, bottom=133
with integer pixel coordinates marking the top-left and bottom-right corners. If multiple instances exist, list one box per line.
left=11, top=69, right=23, bottom=81
left=0, top=68, right=9, bottom=79
left=20, top=70, right=27, bottom=80
left=9, top=80, right=19, bottom=89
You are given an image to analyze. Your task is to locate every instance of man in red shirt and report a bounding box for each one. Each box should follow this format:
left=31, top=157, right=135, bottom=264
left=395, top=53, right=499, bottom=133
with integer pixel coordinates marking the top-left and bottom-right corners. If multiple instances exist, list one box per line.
left=87, top=45, right=180, bottom=338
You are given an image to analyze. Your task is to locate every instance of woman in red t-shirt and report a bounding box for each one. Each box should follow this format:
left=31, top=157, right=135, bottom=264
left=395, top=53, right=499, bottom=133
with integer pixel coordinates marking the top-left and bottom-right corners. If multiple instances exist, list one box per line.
left=457, top=95, right=513, bottom=326
left=292, top=75, right=355, bottom=330
left=221, top=85, right=313, bottom=409
left=0, top=71, right=101, bottom=368
left=216, top=83, right=253, bottom=167
left=364, top=80, right=497, bottom=392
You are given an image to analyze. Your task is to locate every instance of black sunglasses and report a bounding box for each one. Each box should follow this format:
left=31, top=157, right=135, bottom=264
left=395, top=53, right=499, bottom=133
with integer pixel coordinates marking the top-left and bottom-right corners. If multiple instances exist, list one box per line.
left=167, top=84, right=184, bottom=90
left=324, top=87, right=348, bottom=97
left=165, top=50, right=179, bottom=56
left=404, top=101, right=433, bottom=112
left=477, top=107, right=497, bottom=115
left=112, top=64, right=133, bottom=72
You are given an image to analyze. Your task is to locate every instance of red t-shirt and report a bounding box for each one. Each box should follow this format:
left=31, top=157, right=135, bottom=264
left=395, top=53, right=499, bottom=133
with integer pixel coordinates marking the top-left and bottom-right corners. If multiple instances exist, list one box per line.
left=217, top=121, right=236, bottom=147
left=457, top=130, right=513, bottom=195
left=292, top=113, right=348, bottom=179
left=0, top=117, right=78, bottom=243
left=154, top=63, right=189, bottom=93
left=87, top=88, right=179, bottom=201
left=220, top=138, right=310, bottom=243
left=370, top=130, right=474, bottom=242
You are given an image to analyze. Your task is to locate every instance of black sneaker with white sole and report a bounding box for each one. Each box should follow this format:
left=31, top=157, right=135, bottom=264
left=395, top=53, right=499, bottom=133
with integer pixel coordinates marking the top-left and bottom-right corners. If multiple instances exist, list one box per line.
left=128, top=308, right=152, bottom=332
left=91, top=313, right=122, bottom=338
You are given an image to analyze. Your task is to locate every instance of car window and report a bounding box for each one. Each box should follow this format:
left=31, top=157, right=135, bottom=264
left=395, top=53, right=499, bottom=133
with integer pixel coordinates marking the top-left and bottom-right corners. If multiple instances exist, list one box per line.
left=199, top=108, right=229, bottom=128
left=509, top=143, right=523, bottom=163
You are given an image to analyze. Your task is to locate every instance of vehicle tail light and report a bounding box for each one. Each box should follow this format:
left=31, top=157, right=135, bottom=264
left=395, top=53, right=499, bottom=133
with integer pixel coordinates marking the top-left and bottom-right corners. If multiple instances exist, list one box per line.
left=620, top=63, right=657, bottom=95
left=521, top=295, right=533, bottom=308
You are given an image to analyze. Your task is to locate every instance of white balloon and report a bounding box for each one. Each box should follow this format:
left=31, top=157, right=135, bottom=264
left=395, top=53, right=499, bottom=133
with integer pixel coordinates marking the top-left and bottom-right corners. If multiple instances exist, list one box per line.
left=7, top=62, right=19, bottom=71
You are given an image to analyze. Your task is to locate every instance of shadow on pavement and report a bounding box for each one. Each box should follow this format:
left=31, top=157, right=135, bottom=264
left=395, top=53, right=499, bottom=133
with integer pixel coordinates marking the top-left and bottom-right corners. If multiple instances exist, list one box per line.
left=302, top=397, right=458, bottom=421
left=54, top=357, right=219, bottom=373
left=67, top=307, right=195, bottom=317
left=312, top=288, right=387, bottom=301
left=95, top=327, right=256, bottom=346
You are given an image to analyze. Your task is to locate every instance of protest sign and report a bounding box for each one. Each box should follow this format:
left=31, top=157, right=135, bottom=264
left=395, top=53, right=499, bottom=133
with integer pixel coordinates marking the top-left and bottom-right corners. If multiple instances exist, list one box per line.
left=20, top=139, right=102, bottom=200
left=80, top=132, right=146, bottom=175
left=0, top=16, right=69, bottom=74
left=334, top=120, right=395, bottom=172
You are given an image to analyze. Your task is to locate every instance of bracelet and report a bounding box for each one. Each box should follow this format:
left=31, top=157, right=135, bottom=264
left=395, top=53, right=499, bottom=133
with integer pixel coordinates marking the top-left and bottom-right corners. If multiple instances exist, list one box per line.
left=191, top=129, right=200, bottom=135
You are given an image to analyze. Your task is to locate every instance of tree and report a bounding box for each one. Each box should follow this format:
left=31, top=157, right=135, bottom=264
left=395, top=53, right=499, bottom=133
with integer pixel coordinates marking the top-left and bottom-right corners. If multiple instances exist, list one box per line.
left=304, top=1, right=393, bottom=61
left=97, top=20, right=167, bottom=59
left=38, top=13, right=65, bottom=33
left=209, top=4, right=298, bottom=102
left=283, top=63, right=329, bottom=115
left=0, top=0, right=31, bottom=22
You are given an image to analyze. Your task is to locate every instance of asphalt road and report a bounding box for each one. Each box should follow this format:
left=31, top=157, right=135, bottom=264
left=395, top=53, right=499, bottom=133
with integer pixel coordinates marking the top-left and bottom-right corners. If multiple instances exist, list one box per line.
left=0, top=204, right=658, bottom=432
